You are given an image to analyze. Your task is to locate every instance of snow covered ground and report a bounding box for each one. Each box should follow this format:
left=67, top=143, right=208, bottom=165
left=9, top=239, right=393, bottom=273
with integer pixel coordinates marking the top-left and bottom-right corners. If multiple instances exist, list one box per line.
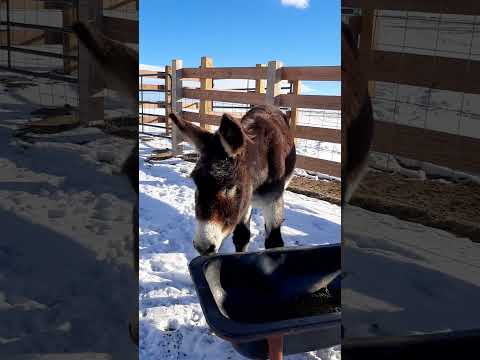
left=1, top=72, right=137, bottom=357
left=342, top=16, right=480, bottom=334
left=138, top=128, right=480, bottom=357
left=342, top=204, right=480, bottom=338
left=138, top=134, right=341, bottom=360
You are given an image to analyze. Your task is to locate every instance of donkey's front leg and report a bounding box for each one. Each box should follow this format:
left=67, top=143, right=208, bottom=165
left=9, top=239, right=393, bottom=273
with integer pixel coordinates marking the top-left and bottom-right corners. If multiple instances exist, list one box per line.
left=264, top=196, right=285, bottom=249
left=233, top=205, right=252, bottom=252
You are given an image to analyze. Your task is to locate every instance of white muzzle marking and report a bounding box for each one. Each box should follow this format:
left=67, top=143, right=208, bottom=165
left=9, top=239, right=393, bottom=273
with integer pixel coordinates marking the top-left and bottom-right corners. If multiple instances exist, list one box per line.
left=193, top=221, right=227, bottom=254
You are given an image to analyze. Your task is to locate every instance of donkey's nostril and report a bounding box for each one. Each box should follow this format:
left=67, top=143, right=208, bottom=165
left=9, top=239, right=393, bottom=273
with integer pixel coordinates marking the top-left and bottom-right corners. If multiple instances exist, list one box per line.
left=193, top=242, right=216, bottom=255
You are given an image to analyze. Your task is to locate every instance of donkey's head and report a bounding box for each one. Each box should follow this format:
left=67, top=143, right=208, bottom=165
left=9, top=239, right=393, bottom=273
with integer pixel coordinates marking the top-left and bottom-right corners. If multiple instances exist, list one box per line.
left=341, top=22, right=374, bottom=205
left=169, top=113, right=252, bottom=255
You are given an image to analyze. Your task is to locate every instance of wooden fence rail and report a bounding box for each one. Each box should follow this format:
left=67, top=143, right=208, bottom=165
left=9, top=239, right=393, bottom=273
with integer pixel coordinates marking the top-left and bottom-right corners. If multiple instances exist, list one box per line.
left=139, top=59, right=341, bottom=177
left=344, top=6, right=480, bottom=174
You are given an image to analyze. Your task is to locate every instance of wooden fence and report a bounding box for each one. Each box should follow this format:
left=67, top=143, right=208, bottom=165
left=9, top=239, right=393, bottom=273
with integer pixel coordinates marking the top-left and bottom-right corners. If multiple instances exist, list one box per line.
left=343, top=1, right=480, bottom=174
left=1, top=0, right=138, bottom=124
left=140, top=57, right=341, bottom=177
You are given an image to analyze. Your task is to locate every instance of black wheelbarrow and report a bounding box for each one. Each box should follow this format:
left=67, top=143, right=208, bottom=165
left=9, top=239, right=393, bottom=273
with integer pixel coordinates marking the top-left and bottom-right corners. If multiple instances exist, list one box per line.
left=188, top=244, right=341, bottom=359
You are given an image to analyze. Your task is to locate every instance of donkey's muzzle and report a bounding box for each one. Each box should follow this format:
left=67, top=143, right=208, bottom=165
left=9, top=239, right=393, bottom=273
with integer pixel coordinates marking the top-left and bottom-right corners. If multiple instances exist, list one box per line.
left=193, top=242, right=216, bottom=256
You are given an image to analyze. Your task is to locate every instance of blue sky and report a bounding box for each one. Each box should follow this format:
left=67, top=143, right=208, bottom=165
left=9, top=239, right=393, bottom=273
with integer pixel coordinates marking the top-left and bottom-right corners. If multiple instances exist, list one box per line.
left=140, top=0, right=340, bottom=95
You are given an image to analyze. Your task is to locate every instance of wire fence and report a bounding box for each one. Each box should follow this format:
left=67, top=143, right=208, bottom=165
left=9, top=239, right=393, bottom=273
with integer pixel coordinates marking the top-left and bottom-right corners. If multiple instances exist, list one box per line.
left=374, top=11, right=480, bottom=60
left=371, top=10, right=480, bottom=140
left=0, top=0, right=79, bottom=116
left=372, top=82, right=480, bottom=139
left=0, top=2, right=78, bottom=78
left=138, top=71, right=169, bottom=137
left=1, top=0, right=137, bottom=124
left=294, top=108, right=341, bottom=163
left=342, top=6, right=480, bottom=175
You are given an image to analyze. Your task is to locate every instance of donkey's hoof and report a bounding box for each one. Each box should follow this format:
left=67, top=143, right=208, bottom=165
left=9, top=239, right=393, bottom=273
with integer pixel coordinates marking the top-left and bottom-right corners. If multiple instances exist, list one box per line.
left=265, top=227, right=284, bottom=249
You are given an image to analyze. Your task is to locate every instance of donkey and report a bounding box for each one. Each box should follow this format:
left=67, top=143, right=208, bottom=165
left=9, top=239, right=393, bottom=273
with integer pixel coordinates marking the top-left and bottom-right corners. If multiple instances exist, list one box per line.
left=341, top=21, right=374, bottom=205
left=72, top=21, right=139, bottom=344
left=168, top=104, right=296, bottom=255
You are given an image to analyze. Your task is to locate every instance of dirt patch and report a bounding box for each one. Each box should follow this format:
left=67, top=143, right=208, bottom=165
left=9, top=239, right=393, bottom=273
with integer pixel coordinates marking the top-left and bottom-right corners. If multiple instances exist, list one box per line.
left=145, top=150, right=201, bottom=164
left=287, top=176, right=341, bottom=205
left=146, top=149, right=173, bottom=163
left=251, top=287, right=340, bottom=323
left=239, top=286, right=341, bottom=323
left=16, top=115, right=80, bottom=135
left=351, top=171, right=480, bottom=241
left=287, top=286, right=341, bottom=319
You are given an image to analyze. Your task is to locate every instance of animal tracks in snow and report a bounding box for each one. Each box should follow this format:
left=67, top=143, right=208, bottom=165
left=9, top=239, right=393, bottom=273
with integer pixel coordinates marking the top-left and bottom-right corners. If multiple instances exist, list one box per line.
left=139, top=135, right=341, bottom=359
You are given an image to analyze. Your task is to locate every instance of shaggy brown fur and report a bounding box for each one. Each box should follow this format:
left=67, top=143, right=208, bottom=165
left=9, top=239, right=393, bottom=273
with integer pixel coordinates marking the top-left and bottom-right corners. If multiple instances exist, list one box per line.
left=169, top=104, right=296, bottom=255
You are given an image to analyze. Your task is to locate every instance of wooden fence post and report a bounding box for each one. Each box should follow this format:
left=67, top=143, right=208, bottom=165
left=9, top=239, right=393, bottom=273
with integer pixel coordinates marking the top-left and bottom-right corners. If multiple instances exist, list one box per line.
left=255, top=63, right=267, bottom=109
left=266, top=60, right=282, bottom=106
left=199, top=56, right=213, bottom=130
left=164, top=65, right=172, bottom=136
left=171, top=59, right=183, bottom=156
left=77, top=0, right=104, bottom=125
left=290, top=80, right=301, bottom=145
left=256, top=63, right=267, bottom=95
left=360, top=9, right=376, bottom=98
left=62, top=6, right=74, bottom=74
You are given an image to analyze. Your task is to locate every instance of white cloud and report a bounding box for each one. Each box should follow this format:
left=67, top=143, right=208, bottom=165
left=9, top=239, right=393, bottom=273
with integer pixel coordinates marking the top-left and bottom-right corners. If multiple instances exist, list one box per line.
left=139, top=64, right=165, bottom=71
left=281, top=0, right=309, bottom=9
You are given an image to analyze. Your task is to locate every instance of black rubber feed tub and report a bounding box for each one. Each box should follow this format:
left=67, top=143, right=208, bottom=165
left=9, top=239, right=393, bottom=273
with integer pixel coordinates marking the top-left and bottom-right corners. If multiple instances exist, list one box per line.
left=188, top=244, right=341, bottom=359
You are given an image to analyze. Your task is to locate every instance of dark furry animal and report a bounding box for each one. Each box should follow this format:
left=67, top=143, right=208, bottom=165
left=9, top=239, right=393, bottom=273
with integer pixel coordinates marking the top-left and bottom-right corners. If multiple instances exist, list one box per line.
left=169, top=104, right=296, bottom=255
left=341, top=22, right=374, bottom=205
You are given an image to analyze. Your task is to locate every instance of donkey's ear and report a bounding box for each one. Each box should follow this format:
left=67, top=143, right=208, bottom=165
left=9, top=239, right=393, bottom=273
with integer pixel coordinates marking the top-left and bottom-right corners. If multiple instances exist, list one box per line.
left=72, top=21, right=138, bottom=101
left=168, top=113, right=212, bottom=151
left=218, top=114, right=245, bottom=157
